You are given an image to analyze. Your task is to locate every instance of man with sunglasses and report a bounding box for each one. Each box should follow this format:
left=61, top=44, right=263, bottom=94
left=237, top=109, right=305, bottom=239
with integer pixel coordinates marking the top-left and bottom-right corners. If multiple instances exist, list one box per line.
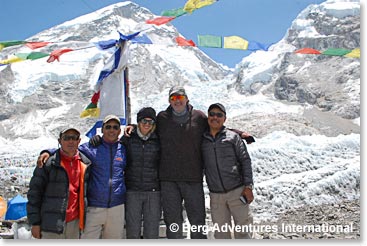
left=154, top=86, right=209, bottom=239
left=202, top=103, right=254, bottom=239
left=36, top=115, right=127, bottom=239
left=27, top=127, right=92, bottom=239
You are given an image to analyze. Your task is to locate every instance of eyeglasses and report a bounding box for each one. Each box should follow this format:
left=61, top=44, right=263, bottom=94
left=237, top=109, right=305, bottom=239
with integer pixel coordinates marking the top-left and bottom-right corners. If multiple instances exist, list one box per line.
left=62, top=135, right=80, bottom=141
left=104, top=125, right=120, bottom=130
left=169, top=95, right=186, bottom=101
left=208, top=111, right=225, bottom=118
left=140, top=118, right=155, bottom=125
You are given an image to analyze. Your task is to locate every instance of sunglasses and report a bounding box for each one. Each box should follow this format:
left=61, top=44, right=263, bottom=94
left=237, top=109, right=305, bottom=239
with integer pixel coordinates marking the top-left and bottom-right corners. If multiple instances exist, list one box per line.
left=208, top=111, right=225, bottom=118
left=62, top=135, right=80, bottom=141
left=140, top=119, right=155, bottom=125
left=104, top=125, right=120, bottom=130
left=169, top=95, right=186, bottom=101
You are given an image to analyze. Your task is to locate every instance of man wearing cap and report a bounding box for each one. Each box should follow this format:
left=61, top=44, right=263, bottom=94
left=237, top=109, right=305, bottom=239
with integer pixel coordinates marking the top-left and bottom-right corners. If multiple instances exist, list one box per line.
left=202, top=103, right=254, bottom=239
left=155, top=85, right=209, bottom=239
left=27, top=127, right=92, bottom=239
left=36, top=115, right=127, bottom=239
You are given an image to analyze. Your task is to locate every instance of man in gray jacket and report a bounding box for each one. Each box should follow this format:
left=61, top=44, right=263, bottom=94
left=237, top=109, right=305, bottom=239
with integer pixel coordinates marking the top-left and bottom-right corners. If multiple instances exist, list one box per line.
left=202, top=103, right=254, bottom=239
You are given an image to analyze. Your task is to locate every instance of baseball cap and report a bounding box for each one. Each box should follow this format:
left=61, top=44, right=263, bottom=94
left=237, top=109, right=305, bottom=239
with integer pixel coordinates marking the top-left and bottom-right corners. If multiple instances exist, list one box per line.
left=59, top=127, right=80, bottom=138
left=103, top=114, right=121, bottom=125
left=208, top=103, right=226, bottom=115
left=169, top=85, right=186, bottom=97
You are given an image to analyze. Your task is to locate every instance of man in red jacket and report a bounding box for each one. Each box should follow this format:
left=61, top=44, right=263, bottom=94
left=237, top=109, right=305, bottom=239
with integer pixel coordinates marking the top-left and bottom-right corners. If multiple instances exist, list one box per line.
left=27, top=127, right=91, bottom=239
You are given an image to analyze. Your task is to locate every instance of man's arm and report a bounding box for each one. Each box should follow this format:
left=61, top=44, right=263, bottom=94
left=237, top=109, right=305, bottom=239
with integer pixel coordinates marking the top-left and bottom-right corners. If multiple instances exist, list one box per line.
left=36, top=149, right=56, bottom=168
left=228, top=128, right=255, bottom=144
left=27, top=166, right=49, bottom=235
left=123, top=124, right=136, bottom=137
left=234, top=134, right=254, bottom=204
left=31, top=225, right=41, bottom=239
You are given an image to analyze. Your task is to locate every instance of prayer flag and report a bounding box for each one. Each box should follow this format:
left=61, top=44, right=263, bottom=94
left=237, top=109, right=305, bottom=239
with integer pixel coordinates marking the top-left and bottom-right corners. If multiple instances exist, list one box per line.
left=184, top=0, right=216, bottom=13
left=197, top=35, right=222, bottom=48
left=146, top=16, right=175, bottom=26
left=223, top=36, right=249, bottom=50
left=322, top=48, right=351, bottom=56
left=176, top=37, right=196, bottom=47
left=294, top=48, right=321, bottom=54
left=161, top=8, right=187, bottom=17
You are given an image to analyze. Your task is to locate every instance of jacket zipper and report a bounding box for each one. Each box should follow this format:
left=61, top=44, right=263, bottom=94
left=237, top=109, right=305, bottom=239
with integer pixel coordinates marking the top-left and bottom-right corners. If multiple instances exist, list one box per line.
left=108, top=145, right=113, bottom=208
left=140, top=141, right=145, bottom=190
left=213, top=140, right=226, bottom=192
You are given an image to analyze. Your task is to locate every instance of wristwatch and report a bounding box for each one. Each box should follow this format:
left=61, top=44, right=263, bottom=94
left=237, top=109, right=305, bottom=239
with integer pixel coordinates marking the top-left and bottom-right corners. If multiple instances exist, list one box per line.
left=244, top=184, right=253, bottom=190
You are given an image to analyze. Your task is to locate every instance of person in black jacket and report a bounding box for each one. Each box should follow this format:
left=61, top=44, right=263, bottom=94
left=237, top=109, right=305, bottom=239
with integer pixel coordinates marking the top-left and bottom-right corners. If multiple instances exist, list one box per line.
left=27, top=127, right=91, bottom=239
left=156, top=86, right=208, bottom=239
left=121, top=107, right=161, bottom=239
left=202, top=103, right=254, bottom=239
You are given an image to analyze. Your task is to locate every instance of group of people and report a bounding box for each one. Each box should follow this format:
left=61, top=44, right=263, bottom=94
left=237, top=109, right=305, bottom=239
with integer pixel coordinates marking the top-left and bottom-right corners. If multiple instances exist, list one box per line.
left=26, top=86, right=254, bottom=239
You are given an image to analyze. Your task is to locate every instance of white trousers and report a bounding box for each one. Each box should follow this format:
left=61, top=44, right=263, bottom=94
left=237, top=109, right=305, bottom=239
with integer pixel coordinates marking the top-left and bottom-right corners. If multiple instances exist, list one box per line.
left=81, top=204, right=125, bottom=239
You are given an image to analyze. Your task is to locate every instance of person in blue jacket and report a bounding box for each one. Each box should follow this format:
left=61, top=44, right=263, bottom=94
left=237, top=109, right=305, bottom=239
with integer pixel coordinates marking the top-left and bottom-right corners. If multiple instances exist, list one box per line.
left=37, top=115, right=127, bottom=239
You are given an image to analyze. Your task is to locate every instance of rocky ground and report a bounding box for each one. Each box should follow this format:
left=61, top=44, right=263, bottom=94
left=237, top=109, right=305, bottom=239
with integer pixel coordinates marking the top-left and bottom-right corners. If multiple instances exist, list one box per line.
left=254, top=199, right=360, bottom=239
left=0, top=175, right=360, bottom=240
left=227, top=103, right=360, bottom=139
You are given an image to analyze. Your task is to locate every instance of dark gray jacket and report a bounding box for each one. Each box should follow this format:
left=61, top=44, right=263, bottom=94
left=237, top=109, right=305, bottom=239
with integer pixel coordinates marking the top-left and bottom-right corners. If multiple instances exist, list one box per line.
left=202, top=127, right=253, bottom=193
left=157, top=104, right=207, bottom=182
left=27, top=150, right=91, bottom=233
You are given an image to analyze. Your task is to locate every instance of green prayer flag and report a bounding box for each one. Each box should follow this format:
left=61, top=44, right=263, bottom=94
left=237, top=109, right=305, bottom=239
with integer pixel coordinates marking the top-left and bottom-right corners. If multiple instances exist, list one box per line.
left=27, top=52, right=50, bottom=60
left=0, top=40, right=26, bottom=48
left=15, top=52, right=49, bottom=60
left=161, top=8, right=187, bottom=17
left=322, top=48, right=351, bottom=56
left=197, top=35, right=222, bottom=48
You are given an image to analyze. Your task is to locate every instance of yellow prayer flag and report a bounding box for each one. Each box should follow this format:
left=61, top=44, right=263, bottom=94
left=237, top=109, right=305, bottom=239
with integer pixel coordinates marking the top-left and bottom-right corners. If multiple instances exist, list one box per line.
left=80, top=108, right=100, bottom=118
left=223, top=36, right=249, bottom=50
left=184, top=0, right=216, bottom=13
left=0, top=55, right=24, bottom=65
left=344, top=48, right=360, bottom=58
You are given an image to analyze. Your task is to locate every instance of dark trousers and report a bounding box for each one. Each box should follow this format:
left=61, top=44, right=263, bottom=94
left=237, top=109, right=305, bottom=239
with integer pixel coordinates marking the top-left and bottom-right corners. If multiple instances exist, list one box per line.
left=161, top=181, right=207, bottom=239
left=125, top=191, right=161, bottom=239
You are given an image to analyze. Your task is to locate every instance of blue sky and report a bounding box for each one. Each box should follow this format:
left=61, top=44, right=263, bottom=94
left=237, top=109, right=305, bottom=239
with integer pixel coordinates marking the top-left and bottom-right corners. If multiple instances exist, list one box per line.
left=1, top=0, right=326, bottom=67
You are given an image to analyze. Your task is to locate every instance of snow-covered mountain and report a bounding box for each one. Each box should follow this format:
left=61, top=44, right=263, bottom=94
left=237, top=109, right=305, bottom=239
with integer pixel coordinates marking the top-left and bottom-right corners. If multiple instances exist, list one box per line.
left=0, top=0, right=360, bottom=224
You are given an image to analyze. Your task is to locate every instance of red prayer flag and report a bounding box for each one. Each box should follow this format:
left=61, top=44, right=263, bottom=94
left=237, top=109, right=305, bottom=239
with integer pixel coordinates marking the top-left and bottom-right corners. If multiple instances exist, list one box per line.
left=25, top=42, right=51, bottom=50
left=175, top=37, right=196, bottom=47
left=91, top=91, right=100, bottom=104
left=47, top=48, right=74, bottom=62
left=295, top=48, right=321, bottom=54
left=146, top=16, right=175, bottom=26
